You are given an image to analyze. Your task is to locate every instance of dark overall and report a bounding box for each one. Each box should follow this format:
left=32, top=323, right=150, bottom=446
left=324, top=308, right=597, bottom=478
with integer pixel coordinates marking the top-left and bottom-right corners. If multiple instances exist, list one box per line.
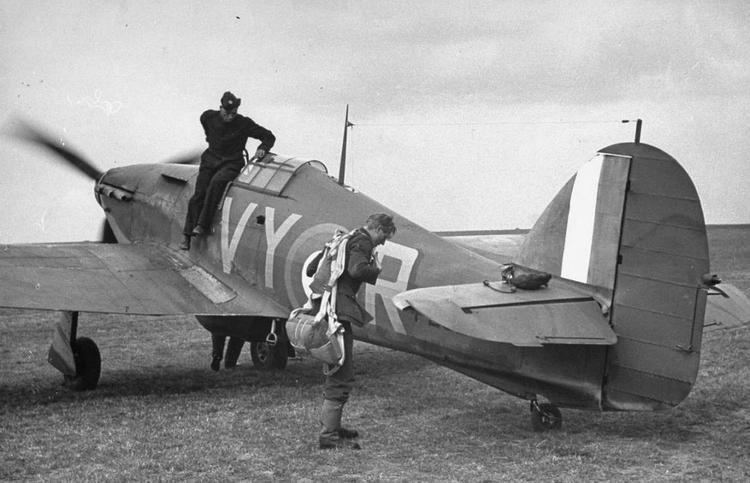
left=183, top=110, right=275, bottom=235
left=183, top=150, right=244, bottom=235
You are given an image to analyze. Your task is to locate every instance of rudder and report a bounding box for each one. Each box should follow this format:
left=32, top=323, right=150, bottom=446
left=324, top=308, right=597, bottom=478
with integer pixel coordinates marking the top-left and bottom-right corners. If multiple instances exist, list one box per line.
left=517, top=143, right=710, bottom=410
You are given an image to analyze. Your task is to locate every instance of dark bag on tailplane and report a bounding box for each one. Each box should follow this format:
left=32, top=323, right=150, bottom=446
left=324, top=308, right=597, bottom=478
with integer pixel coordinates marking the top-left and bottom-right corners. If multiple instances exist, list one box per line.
left=500, top=263, right=552, bottom=290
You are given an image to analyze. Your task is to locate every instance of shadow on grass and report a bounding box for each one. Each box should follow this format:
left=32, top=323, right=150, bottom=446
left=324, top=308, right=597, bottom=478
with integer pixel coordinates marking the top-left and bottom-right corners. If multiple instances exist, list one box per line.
left=0, top=344, right=436, bottom=410
left=0, top=365, right=312, bottom=409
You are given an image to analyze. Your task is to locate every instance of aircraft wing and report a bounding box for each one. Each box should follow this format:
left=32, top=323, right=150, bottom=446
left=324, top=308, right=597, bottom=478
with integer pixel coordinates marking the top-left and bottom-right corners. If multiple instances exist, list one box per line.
left=0, top=242, right=288, bottom=317
left=393, top=280, right=617, bottom=347
left=704, top=284, right=750, bottom=332
left=440, top=231, right=525, bottom=263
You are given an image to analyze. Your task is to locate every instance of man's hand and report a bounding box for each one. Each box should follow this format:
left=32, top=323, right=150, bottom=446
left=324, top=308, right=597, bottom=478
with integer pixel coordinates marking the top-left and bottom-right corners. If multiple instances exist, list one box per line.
left=372, top=250, right=382, bottom=271
left=254, top=148, right=267, bottom=162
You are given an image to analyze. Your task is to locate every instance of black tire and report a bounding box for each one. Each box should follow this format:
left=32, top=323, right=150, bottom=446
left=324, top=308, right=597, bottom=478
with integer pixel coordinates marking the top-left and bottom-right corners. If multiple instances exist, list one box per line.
left=250, top=340, right=288, bottom=370
left=70, top=337, right=101, bottom=391
left=530, top=402, right=562, bottom=432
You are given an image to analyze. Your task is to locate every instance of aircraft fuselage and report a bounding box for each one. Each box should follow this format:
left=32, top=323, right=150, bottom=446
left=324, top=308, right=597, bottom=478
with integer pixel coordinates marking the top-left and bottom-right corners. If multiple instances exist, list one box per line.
left=96, top=158, right=608, bottom=409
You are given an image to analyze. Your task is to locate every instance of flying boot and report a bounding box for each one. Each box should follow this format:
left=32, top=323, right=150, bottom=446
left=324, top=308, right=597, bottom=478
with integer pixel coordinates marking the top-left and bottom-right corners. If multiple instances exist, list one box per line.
left=319, top=399, right=360, bottom=450
left=210, top=334, right=225, bottom=371
left=179, top=234, right=191, bottom=251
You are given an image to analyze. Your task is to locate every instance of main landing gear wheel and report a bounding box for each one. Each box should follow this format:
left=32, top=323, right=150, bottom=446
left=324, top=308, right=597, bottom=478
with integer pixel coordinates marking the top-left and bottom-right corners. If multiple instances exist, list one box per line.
left=250, top=340, right=288, bottom=370
left=65, top=337, right=101, bottom=391
left=530, top=400, right=562, bottom=432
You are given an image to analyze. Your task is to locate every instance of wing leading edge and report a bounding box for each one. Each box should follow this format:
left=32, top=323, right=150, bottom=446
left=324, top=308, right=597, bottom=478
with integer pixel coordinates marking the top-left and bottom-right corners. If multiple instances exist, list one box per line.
left=393, top=280, right=617, bottom=347
left=0, top=242, right=288, bottom=317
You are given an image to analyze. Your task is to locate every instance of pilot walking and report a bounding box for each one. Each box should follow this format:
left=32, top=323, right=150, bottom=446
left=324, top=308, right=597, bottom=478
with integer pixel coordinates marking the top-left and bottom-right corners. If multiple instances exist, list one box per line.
left=181, top=91, right=275, bottom=250
left=312, top=213, right=396, bottom=450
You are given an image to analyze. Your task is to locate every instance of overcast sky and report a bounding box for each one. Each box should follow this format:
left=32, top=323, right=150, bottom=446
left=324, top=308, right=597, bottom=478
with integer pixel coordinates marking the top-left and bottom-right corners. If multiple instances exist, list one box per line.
left=1, top=0, right=748, bottom=243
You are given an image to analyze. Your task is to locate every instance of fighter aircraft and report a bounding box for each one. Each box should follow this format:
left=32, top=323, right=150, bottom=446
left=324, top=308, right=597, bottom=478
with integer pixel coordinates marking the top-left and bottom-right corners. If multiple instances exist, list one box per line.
left=2, top=120, right=748, bottom=431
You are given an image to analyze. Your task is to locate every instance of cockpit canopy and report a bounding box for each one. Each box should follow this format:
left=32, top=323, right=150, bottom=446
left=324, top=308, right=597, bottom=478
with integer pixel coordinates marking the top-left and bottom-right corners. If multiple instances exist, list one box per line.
left=235, top=154, right=327, bottom=196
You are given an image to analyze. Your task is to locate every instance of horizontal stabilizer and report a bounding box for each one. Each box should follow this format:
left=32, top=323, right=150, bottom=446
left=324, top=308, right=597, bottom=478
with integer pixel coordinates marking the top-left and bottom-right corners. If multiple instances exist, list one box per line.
left=704, top=283, right=750, bottom=332
left=393, top=281, right=616, bottom=347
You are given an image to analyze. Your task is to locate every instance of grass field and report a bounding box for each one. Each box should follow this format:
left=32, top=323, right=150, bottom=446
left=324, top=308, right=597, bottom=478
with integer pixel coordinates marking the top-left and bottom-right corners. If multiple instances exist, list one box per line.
left=1, top=226, right=749, bottom=481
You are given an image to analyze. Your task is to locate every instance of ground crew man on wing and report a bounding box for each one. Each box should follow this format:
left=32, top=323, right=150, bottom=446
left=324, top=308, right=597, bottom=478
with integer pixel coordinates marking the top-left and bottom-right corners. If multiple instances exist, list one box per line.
left=180, top=91, right=275, bottom=250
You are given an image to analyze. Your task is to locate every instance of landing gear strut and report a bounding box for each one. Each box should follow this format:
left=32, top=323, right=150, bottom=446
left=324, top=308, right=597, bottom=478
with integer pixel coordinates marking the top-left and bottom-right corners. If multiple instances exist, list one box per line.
left=250, top=339, right=289, bottom=370
left=250, top=318, right=291, bottom=370
left=66, top=336, right=101, bottom=390
left=49, top=311, right=101, bottom=391
left=530, top=400, right=562, bottom=432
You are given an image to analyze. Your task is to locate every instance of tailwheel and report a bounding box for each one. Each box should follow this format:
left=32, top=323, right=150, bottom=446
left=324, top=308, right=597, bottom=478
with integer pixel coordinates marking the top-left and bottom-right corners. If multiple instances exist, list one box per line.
left=530, top=400, right=562, bottom=432
left=250, top=339, right=288, bottom=370
left=66, top=337, right=101, bottom=391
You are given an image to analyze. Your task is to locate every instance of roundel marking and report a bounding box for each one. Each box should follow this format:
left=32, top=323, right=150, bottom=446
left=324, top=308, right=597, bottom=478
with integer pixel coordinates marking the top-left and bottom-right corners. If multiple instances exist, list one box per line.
left=284, top=222, right=345, bottom=307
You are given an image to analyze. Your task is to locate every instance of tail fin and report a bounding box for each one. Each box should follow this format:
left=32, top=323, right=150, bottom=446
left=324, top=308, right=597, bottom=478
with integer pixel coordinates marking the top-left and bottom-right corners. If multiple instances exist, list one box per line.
left=517, top=150, right=631, bottom=289
left=518, top=143, right=710, bottom=410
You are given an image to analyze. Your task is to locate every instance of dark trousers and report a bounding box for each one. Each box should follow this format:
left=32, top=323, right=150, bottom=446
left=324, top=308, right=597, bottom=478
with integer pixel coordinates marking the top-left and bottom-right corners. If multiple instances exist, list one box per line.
left=183, top=151, right=243, bottom=235
left=323, top=320, right=354, bottom=403
left=211, top=334, right=245, bottom=367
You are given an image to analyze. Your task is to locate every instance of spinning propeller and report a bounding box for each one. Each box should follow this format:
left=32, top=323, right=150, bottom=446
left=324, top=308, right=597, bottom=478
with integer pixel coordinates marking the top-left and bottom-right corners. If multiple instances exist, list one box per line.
left=5, top=119, right=200, bottom=243
left=9, top=119, right=103, bottom=181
